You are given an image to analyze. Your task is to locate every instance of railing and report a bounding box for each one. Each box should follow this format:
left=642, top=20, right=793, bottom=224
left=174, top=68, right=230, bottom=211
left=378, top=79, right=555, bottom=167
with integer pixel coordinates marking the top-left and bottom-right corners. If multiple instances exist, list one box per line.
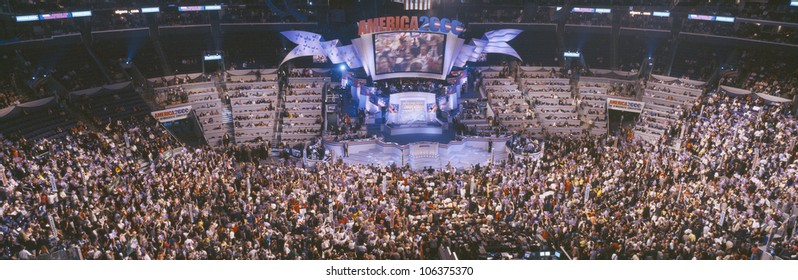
left=322, top=136, right=515, bottom=163
left=34, top=246, right=82, bottom=260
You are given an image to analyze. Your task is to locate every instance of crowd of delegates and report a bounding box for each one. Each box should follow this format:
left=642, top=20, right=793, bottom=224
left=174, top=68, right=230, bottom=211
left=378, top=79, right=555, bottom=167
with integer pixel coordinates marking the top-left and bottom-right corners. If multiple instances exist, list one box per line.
left=462, top=8, right=529, bottom=24
left=326, top=88, right=368, bottom=141
left=721, top=49, right=798, bottom=101
left=221, top=5, right=314, bottom=23
left=0, top=52, right=57, bottom=108
left=287, top=69, right=326, bottom=78
left=566, top=12, right=612, bottom=26
left=372, top=79, right=447, bottom=95
left=90, top=11, right=148, bottom=32
left=682, top=20, right=736, bottom=37
left=506, top=134, right=542, bottom=156
left=0, top=79, right=24, bottom=108
left=580, top=82, right=638, bottom=98
left=333, top=119, right=365, bottom=140
left=735, top=1, right=798, bottom=22
left=6, top=19, right=81, bottom=41
left=8, top=1, right=798, bottom=44
left=304, top=139, right=330, bottom=161
left=1, top=88, right=798, bottom=260
left=9, top=42, right=107, bottom=91
left=151, top=74, right=212, bottom=89
left=157, top=11, right=211, bottom=27
left=620, top=11, right=671, bottom=30
left=735, top=23, right=798, bottom=45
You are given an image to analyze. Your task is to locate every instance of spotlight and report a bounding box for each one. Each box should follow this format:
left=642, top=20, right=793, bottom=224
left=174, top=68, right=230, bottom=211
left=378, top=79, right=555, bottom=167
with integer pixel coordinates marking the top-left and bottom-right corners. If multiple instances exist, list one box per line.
left=339, top=65, right=346, bottom=71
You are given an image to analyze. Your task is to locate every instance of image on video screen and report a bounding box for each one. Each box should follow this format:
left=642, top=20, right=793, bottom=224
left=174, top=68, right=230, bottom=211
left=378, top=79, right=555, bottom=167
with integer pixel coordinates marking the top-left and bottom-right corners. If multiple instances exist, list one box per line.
left=373, top=32, right=445, bottom=75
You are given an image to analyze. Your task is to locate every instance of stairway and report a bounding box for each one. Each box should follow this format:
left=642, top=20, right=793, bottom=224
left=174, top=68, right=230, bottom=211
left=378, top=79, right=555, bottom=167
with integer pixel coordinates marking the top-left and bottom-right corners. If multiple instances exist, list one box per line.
left=221, top=107, right=234, bottom=124
left=220, top=105, right=235, bottom=144
left=272, top=80, right=286, bottom=147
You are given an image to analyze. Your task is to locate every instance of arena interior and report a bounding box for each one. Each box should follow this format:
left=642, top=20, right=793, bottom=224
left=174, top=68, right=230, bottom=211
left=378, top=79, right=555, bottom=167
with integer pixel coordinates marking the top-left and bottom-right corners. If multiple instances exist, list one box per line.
left=0, top=0, right=797, bottom=261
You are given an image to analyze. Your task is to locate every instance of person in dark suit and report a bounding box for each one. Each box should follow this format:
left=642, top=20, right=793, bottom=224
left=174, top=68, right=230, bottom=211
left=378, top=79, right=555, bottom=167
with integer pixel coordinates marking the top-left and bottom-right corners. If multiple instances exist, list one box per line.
left=222, top=133, right=230, bottom=147
left=343, top=142, right=349, bottom=157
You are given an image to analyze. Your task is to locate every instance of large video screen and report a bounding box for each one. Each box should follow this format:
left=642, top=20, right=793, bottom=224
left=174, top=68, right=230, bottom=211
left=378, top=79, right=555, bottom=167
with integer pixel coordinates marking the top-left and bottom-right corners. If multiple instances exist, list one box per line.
left=373, top=32, right=445, bottom=75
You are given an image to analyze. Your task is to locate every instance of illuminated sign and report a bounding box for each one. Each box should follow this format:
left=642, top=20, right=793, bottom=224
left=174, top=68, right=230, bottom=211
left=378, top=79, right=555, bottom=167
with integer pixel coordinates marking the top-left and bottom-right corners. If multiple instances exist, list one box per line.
left=71, top=11, right=92, bottom=17
left=179, top=5, right=222, bottom=12
left=629, top=10, right=669, bottom=17
left=141, top=7, right=160, bottom=13
left=15, top=15, right=39, bottom=22
left=151, top=106, right=193, bottom=123
left=652, top=11, right=670, bottom=17
left=688, top=14, right=714, bottom=21
left=688, top=14, right=735, bottom=22
left=114, top=9, right=141, bottom=15
left=16, top=10, right=92, bottom=22
left=179, top=6, right=203, bottom=11
left=607, top=98, right=645, bottom=113
left=357, top=16, right=465, bottom=36
left=41, top=13, right=70, bottom=20
left=203, top=54, right=223, bottom=61
left=563, top=51, right=581, bottom=58
left=571, top=7, right=611, bottom=13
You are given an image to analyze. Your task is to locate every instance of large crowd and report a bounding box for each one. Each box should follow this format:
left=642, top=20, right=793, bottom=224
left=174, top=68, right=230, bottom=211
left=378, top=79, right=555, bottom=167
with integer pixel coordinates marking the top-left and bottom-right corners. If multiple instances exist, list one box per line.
left=721, top=49, right=798, bottom=101
left=1, top=84, right=796, bottom=260
left=3, top=0, right=798, bottom=261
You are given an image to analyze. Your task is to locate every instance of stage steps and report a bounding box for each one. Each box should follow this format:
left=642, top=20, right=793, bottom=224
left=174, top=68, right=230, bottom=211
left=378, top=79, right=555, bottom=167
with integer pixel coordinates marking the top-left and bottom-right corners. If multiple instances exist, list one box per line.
left=366, top=123, right=382, bottom=136
left=459, top=83, right=482, bottom=101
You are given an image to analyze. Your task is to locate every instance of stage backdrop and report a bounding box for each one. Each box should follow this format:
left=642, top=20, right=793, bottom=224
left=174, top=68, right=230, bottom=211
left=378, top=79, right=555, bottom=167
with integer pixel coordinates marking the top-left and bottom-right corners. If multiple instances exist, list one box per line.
left=387, top=92, right=437, bottom=125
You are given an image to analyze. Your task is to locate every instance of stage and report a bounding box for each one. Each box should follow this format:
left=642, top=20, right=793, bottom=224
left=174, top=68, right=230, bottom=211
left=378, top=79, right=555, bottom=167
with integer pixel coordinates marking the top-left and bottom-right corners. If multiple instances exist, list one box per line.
left=385, top=122, right=443, bottom=136
left=364, top=122, right=456, bottom=145
left=325, top=137, right=509, bottom=170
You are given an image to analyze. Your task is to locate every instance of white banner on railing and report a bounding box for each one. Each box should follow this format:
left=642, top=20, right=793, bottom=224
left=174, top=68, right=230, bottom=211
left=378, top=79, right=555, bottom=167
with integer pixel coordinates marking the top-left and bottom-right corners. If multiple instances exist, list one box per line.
left=606, top=98, right=645, bottom=113
left=151, top=106, right=193, bottom=123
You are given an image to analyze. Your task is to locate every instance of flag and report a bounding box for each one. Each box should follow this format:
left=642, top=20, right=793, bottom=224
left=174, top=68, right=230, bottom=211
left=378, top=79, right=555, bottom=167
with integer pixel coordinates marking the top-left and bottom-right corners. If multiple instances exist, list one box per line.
left=331, top=45, right=363, bottom=68
left=246, top=177, right=251, bottom=196
left=481, top=41, right=522, bottom=61
left=280, top=31, right=364, bottom=68
left=454, top=44, right=476, bottom=68
left=322, top=40, right=343, bottom=63
left=454, top=29, right=524, bottom=67
left=280, top=31, right=330, bottom=65
left=480, top=29, right=523, bottom=60
left=483, top=29, right=523, bottom=42
left=0, top=164, right=8, bottom=187
left=584, top=186, right=590, bottom=204
left=404, top=0, right=431, bottom=10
